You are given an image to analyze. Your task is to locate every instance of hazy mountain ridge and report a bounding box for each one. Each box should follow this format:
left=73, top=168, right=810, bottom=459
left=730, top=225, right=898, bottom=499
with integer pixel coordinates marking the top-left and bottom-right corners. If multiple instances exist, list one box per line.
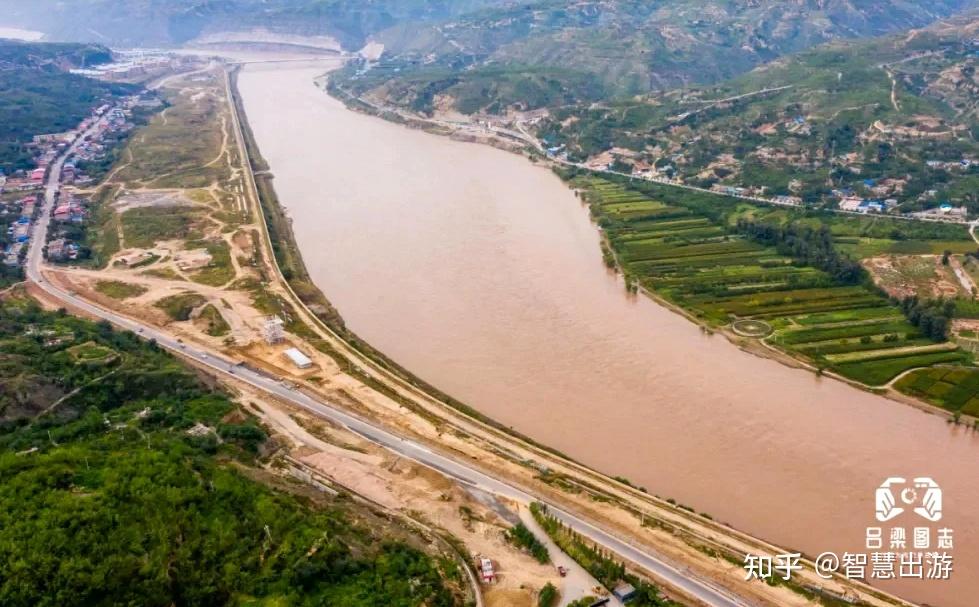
left=359, top=0, right=979, bottom=105
left=0, top=39, right=112, bottom=70
left=534, top=12, right=979, bottom=211
left=0, top=0, right=508, bottom=48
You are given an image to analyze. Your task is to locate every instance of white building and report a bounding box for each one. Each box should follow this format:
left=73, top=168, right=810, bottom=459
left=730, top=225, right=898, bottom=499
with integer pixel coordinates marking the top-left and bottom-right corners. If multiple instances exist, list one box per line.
left=283, top=347, right=313, bottom=369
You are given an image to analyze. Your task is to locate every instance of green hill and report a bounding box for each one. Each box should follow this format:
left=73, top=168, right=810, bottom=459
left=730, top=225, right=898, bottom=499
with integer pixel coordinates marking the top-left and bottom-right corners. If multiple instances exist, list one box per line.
left=0, top=40, right=131, bottom=174
left=334, top=0, right=979, bottom=113
left=0, top=296, right=464, bottom=607
left=534, top=13, right=979, bottom=211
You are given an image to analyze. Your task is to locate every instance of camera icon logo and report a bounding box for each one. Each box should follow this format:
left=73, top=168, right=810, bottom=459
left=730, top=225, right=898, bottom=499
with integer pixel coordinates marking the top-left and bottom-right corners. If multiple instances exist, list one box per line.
left=875, top=477, right=942, bottom=522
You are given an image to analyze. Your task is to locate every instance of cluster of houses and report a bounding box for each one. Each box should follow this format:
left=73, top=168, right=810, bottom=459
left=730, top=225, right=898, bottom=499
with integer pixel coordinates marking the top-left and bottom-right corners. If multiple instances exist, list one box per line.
left=67, top=103, right=136, bottom=178
left=45, top=237, right=81, bottom=262
left=0, top=94, right=140, bottom=268
left=1, top=159, right=50, bottom=266
left=925, top=158, right=974, bottom=171
left=44, top=99, right=146, bottom=262
left=69, top=50, right=190, bottom=82
left=1, top=157, right=54, bottom=193
left=2, top=195, right=38, bottom=266
left=44, top=185, right=91, bottom=262
left=709, top=183, right=801, bottom=205
left=52, top=191, right=88, bottom=224
left=833, top=182, right=968, bottom=220
left=910, top=203, right=969, bottom=221
left=836, top=193, right=898, bottom=214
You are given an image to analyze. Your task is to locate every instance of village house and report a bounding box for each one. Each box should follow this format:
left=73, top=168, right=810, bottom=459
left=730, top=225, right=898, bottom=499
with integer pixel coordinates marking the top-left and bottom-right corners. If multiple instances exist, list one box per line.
left=911, top=204, right=969, bottom=222
left=839, top=197, right=864, bottom=212
left=46, top=238, right=67, bottom=261
left=772, top=195, right=803, bottom=206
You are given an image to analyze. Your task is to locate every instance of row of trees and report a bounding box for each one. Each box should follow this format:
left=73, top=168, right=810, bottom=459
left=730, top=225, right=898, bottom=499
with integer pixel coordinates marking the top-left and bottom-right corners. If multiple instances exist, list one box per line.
left=530, top=503, right=679, bottom=607
left=734, top=219, right=865, bottom=284
left=506, top=522, right=550, bottom=564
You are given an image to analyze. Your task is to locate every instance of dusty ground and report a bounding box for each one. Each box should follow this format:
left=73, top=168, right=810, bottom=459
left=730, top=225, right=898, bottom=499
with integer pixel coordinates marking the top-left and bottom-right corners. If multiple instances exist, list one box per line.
left=234, top=383, right=565, bottom=606
left=863, top=254, right=967, bottom=299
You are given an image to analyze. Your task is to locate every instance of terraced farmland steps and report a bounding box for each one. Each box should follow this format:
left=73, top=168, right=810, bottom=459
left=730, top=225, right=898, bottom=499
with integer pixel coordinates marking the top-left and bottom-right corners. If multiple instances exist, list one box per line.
left=576, top=175, right=975, bottom=399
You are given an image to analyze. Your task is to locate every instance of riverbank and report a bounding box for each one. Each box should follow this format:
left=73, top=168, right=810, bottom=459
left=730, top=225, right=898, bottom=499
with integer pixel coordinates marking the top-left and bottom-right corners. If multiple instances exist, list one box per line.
left=329, top=73, right=979, bottom=430
left=233, top=59, right=979, bottom=607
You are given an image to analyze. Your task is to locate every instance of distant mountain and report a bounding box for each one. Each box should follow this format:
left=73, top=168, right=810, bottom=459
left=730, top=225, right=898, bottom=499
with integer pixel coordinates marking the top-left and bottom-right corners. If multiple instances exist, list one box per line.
left=335, top=0, right=979, bottom=113
left=0, top=39, right=112, bottom=69
left=0, top=0, right=508, bottom=49
left=534, top=13, right=979, bottom=212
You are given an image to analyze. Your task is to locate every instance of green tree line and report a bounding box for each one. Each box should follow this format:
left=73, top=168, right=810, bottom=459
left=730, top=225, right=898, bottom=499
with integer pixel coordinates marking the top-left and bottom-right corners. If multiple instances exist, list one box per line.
left=734, top=219, right=864, bottom=284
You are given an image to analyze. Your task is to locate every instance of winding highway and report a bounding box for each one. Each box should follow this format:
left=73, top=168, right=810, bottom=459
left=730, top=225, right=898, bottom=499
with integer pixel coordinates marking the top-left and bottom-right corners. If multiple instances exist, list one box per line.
left=25, top=105, right=750, bottom=607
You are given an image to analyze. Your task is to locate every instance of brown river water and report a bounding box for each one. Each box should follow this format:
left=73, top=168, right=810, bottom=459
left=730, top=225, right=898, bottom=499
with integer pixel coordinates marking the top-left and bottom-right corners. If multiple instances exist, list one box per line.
left=237, top=60, right=979, bottom=606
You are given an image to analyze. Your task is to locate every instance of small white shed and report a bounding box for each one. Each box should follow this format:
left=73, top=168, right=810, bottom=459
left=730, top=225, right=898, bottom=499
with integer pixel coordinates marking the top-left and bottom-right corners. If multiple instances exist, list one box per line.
left=283, top=347, right=313, bottom=369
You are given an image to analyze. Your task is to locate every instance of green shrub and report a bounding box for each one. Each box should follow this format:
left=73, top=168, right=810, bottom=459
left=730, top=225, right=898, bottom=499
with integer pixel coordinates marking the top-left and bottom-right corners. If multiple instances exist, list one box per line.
left=507, top=522, right=550, bottom=564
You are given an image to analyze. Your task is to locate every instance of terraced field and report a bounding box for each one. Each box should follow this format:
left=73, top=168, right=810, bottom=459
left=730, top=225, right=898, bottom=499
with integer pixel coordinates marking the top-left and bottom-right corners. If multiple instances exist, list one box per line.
left=573, top=176, right=973, bottom=387
left=895, top=366, right=979, bottom=415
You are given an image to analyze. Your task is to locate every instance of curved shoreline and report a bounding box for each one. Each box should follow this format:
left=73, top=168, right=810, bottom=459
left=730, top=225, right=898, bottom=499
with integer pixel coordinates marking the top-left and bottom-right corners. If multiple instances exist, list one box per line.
left=326, top=75, right=979, bottom=430
left=229, top=59, right=979, bottom=607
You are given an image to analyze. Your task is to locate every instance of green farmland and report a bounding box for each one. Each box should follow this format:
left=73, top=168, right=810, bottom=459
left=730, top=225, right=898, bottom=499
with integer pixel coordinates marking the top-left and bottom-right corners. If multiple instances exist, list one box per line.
left=572, top=175, right=974, bottom=388
left=895, top=366, right=979, bottom=416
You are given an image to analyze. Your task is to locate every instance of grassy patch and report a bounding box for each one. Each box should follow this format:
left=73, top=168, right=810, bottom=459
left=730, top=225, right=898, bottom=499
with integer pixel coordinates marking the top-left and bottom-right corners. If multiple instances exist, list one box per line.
left=538, top=582, right=559, bottom=607
left=505, top=522, right=549, bottom=564
left=187, top=239, right=235, bottom=287
left=155, top=292, right=207, bottom=321
left=121, top=206, right=204, bottom=248
left=835, top=351, right=970, bottom=386
left=94, top=280, right=147, bottom=300
left=141, top=267, right=185, bottom=281
left=568, top=173, right=973, bottom=390
left=197, top=303, right=231, bottom=337
left=0, top=299, right=464, bottom=606
left=66, top=340, right=118, bottom=365
left=112, top=76, right=230, bottom=189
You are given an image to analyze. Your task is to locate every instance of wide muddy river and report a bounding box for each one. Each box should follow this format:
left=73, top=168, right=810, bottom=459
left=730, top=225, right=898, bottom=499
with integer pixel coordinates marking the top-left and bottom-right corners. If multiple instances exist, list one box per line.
left=238, top=60, right=978, bottom=606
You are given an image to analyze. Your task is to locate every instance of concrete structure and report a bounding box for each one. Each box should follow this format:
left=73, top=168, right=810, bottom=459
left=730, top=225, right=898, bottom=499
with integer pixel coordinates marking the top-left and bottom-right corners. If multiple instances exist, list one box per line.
left=283, top=347, right=313, bottom=369
left=118, top=250, right=155, bottom=266
left=174, top=249, right=212, bottom=271
left=612, top=581, right=637, bottom=602
left=262, top=315, right=284, bottom=344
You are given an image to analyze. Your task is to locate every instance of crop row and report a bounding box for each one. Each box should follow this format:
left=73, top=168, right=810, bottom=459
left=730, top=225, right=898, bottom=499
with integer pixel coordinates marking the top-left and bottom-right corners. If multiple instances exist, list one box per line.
left=896, top=367, right=979, bottom=414
left=573, top=176, right=972, bottom=390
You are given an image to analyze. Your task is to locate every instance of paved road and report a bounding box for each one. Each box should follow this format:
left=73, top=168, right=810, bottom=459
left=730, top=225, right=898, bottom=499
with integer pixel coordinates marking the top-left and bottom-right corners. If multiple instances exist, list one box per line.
left=25, top=108, right=750, bottom=607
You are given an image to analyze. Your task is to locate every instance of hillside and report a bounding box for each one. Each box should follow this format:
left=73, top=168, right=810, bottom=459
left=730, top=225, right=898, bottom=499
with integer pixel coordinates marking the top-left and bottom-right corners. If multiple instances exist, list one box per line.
left=334, top=0, right=979, bottom=113
left=0, top=295, right=465, bottom=606
left=533, top=13, right=979, bottom=212
left=0, top=40, right=131, bottom=174
left=0, top=0, right=506, bottom=48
